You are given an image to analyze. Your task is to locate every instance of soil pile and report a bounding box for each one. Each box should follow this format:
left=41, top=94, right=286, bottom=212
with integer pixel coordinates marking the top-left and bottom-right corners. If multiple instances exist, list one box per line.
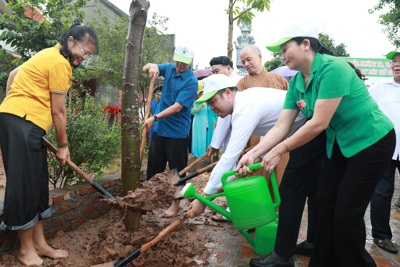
left=0, top=163, right=228, bottom=267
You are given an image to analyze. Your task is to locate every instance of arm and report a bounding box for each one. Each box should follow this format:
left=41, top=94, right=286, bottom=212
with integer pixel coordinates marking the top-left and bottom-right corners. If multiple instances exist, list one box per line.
left=6, top=67, right=20, bottom=95
left=236, top=109, right=298, bottom=172
left=248, top=98, right=341, bottom=173
left=142, top=102, right=183, bottom=131
left=51, top=92, right=70, bottom=166
left=143, top=63, right=159, bottom=80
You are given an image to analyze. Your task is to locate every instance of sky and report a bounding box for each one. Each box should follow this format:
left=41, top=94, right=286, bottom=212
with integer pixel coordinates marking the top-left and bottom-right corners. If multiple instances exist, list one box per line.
left=109, top=0, right=395, bottom=70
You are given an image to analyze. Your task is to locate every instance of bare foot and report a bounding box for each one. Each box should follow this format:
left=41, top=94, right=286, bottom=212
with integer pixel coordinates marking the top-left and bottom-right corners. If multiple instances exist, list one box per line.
left=37, top=246, right=69, bottom=259
left=162, top=199, right=180, bottom=218
left=18, top=249, right=43, bottom=266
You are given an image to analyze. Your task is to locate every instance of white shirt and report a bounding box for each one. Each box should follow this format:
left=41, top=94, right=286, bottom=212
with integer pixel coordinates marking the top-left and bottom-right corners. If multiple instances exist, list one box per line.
left=209, top=71, right=244, bottom=152
left=369, top=78, right=400, bottom=160
left=203, top=87, right=306, bottom=194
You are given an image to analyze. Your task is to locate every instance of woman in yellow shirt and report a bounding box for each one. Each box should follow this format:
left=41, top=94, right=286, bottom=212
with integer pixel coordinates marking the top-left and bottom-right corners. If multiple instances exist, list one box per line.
left=0, top=24, right=98, bottom=266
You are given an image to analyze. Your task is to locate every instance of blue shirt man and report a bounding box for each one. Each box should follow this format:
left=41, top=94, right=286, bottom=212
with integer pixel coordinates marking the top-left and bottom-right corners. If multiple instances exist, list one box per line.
left=142, top=45, right=197, bottom=217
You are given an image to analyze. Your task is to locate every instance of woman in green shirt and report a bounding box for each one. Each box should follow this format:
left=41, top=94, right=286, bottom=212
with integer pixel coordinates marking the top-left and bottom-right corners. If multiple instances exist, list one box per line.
left=237, top=29, right=395, bottom=267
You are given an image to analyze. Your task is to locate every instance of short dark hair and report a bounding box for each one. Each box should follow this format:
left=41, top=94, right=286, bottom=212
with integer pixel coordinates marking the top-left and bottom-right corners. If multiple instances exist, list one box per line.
left=209, top=56, right=233, bottom=68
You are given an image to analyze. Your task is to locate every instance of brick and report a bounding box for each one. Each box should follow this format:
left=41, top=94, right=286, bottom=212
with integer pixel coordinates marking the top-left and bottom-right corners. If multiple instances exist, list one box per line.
left=71, top=217, right=86, bottom=230
left=52, top=194, right=64, bottom=205
left=57, top=203, right=72, bottom=213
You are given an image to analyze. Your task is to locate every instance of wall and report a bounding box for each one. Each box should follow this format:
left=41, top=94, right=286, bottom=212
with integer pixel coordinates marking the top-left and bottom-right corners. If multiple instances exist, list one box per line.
left=0, top=175, right=121, bottom=252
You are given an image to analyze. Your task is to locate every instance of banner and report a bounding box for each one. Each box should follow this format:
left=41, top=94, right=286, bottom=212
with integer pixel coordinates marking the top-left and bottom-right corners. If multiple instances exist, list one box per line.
left=341, top=57, right=392, bottom=78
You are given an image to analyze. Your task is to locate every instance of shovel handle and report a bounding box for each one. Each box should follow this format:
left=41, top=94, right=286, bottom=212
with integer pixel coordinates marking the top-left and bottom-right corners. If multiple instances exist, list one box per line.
left=140, top=78, right=156, bottom=162
left=176, top=161, right=217, bottom=186
left=178, top=153, right=208, bottom=176
left=111, top=214, right=188, bottom=267
left=42, top=137, right=115, bottom=199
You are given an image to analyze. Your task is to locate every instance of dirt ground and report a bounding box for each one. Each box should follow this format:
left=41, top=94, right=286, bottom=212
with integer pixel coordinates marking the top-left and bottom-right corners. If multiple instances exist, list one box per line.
left=0, top=154, right=226, bottom=267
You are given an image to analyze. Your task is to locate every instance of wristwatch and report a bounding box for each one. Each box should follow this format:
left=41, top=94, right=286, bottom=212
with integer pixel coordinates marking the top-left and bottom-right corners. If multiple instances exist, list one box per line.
left=153, top=114, right=158, bottom=121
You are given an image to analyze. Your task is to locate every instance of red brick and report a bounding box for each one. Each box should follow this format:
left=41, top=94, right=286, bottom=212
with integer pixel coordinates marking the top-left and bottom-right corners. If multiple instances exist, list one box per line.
left=57, top=203, right=72, bottom=213
left=52, top=194, right=64, bottom=205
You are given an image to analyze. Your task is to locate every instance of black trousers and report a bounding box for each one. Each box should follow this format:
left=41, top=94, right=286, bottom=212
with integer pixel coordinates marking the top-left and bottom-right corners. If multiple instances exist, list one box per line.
left=370, top=159, right=400, bottom=240
left=146, top=132, right=189, bottom=180
left=274, top=132, right=326, bottom=258
left=310, top=129, right=396, bottom=267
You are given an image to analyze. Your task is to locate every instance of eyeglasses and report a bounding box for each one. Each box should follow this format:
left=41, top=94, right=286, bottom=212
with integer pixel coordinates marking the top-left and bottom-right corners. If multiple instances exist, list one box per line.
left=73, top=39, right=93, bottom=60
left=391, top=60, right=400, bottom=64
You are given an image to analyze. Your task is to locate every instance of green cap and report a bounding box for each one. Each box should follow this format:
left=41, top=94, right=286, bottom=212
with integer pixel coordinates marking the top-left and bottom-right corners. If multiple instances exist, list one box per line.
left=266, top=37, right=292, bottom=53
left=386, top=51, right=400, bottom=60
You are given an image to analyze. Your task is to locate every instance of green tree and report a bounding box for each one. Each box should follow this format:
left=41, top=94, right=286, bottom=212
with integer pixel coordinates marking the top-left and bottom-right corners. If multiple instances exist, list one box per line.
left=0, top=48, right=18, bottom=102
left=226, top=0, right=270, bottom=59
left=264, top=33, right=350, bottom=71
left=46, top=92, right=121, bottom=188
left=76, top=11, right=172, bottom=118
left=0, top=0, right=122, bottom=188
left=369, top=0, right=400, bottom=48
left=0, top=0, right=87, bottom=61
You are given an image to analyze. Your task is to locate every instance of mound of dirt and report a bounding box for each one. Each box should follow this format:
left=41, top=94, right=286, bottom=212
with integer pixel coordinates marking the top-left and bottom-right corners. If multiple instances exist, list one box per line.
left=0, top=161, right=228, bottom=267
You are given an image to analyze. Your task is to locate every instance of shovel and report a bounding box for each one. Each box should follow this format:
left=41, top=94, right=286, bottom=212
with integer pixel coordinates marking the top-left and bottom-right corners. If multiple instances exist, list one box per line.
left=91, top=213, right=189, bottom=267
left=165, top=152, right=208, bottom=185
left=174, top=161, right=217, bottom=186
left=42, top=137, right=115, bottom=199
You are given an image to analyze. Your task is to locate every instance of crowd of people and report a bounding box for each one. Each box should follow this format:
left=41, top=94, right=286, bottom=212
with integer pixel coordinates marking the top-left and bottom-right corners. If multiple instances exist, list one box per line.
left=0, top=19, right=399, bottom=267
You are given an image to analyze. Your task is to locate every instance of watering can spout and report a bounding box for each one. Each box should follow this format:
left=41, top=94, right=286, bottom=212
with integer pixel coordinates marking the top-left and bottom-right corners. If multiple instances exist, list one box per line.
left=181, top=184, right=232, bottom=220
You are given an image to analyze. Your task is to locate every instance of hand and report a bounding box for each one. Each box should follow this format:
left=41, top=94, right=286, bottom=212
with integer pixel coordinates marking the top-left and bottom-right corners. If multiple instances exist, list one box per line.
left=142, top=116, right=155, bottom=131
left=206, top=146, right=219, bottom=161
left=261, top=146, right=283, bottom=173
left=56, top=147, right=70, bottom=166
left=234, top=152, right=256, bottom=175
left=148, top=64, right=159, bottom=80
left=187, top=199, right=206, bottom=218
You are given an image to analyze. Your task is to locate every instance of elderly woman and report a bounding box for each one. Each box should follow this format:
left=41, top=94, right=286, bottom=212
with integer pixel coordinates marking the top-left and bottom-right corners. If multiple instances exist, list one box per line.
left=237, top=24, right=395, bottom=267
left=0, top=24, right=98, bottom=266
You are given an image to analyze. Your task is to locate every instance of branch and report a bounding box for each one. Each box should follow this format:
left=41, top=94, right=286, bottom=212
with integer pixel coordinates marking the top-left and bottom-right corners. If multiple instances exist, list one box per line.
left=233, top=6, right=253, bottom=21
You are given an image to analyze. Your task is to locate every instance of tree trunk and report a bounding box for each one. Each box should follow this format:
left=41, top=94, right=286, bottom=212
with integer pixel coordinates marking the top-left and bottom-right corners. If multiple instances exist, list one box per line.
left=121, top=0, right=149, bottom=232
left=227, top=0, right=234, bottom=60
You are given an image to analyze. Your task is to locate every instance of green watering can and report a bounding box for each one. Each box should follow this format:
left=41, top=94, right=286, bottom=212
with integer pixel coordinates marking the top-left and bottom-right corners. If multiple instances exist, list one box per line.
left=180, top=163, right=281, bottom=256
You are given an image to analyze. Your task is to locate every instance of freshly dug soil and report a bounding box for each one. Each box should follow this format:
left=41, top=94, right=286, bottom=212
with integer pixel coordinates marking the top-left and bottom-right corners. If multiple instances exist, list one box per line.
left=0, top=157, right=227, bottom=267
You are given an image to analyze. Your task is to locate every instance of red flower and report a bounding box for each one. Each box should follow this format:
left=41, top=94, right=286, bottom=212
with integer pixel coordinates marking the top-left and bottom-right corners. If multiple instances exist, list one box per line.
left=297, top=100, right=307, bottom=110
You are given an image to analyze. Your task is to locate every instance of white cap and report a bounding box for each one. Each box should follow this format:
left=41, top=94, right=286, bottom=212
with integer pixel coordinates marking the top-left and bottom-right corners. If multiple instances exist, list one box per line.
left=195, top=74, right=236, bottom=104
left=266, top=20, right=320, bottom=52
left=173, top=45, right=195, bottom=64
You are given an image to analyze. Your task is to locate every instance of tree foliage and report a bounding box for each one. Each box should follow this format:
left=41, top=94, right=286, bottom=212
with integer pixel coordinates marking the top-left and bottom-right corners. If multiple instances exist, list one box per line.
left=263, top=33, right=350, bottom=71
left=78, top=11, right=172, bottom=117
left=0, top=48, right=18, bottom=101
left=46, top=91, right=121, bottom=188
left=0, top=0, right=87, bottom=61
left=226, top=0, right=270, bottom=59
left=369, top=0, right=400, bottom=48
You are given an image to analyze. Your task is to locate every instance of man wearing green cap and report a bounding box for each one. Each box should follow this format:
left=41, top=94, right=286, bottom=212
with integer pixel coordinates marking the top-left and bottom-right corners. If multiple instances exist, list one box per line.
left=142, top=45, right=198, bottom=217
left=368, top=50, right=400, bottom=254
left=187, top=74, right=307, bottom=218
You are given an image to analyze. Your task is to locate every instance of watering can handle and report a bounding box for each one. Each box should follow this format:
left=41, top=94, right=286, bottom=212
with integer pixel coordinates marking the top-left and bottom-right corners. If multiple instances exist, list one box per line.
left=221, top=162, right=261, bottom=186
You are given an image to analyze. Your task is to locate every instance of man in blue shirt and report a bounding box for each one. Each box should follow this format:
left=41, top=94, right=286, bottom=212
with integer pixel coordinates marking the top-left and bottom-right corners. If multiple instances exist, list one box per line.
left=142, top=45, right=198, bottom=217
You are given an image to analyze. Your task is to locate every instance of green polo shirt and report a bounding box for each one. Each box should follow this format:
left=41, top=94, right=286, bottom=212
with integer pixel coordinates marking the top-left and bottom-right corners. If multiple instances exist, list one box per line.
left=283, top=53, right=393, bottom=158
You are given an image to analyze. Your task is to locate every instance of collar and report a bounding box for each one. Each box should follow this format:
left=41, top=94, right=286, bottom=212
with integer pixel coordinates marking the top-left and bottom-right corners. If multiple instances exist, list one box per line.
left=293, top=52, right=323, bottom=92
left=173, top=65, right=193, bottom=79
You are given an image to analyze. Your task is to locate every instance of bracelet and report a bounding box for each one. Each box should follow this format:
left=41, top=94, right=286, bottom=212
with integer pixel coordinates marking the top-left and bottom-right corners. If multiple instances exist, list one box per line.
left=284, top=138, right=290, bottom=152
left=58, top=143, right=68, bottom=148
